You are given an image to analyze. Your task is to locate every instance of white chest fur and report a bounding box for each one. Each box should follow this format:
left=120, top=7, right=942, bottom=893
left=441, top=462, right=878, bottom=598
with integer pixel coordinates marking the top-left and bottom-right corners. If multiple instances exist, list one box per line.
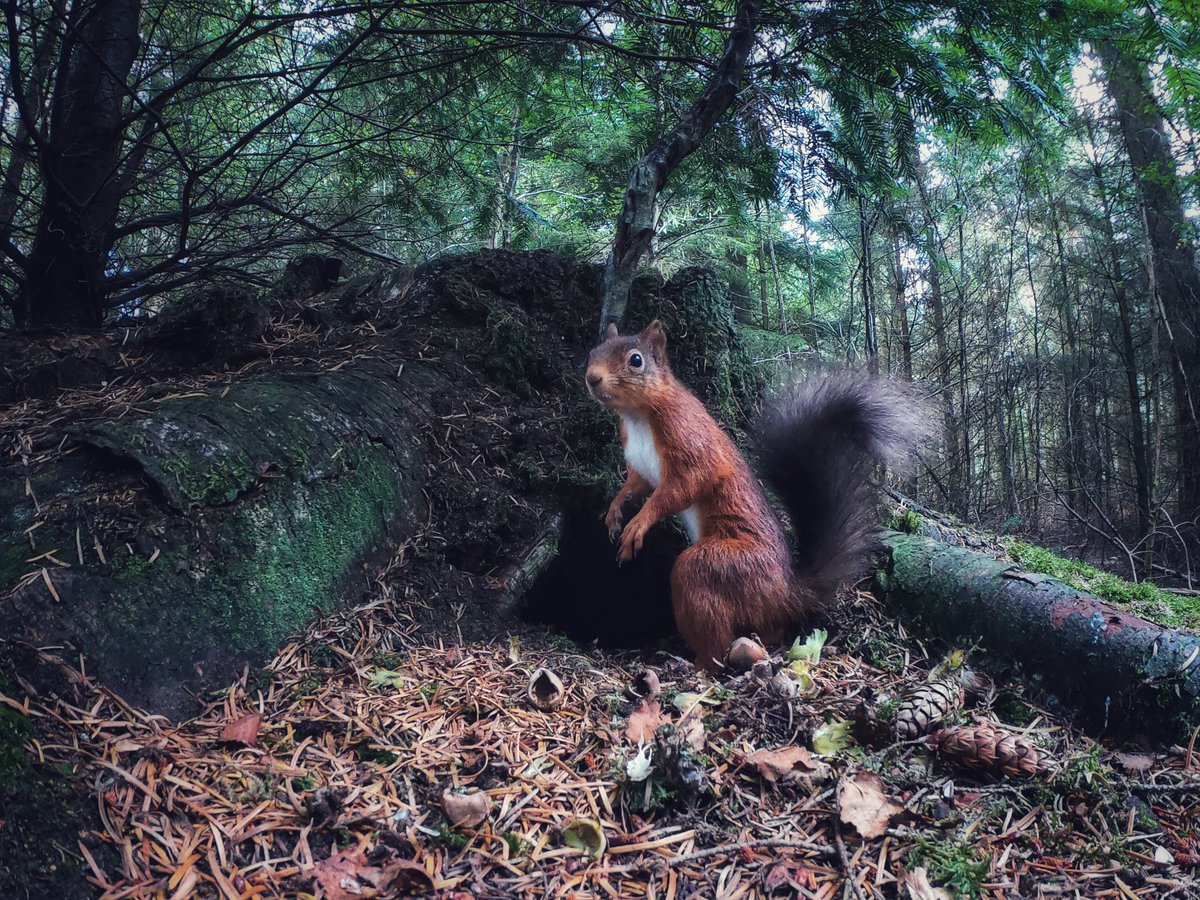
left=621, top=415, right=662, bottom=487
left=620, top=415, right=701, bottom=543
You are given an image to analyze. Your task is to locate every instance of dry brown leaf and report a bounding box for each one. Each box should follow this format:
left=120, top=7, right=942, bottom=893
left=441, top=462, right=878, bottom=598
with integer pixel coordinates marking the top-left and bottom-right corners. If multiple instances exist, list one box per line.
left=625, top=699, right=669, bottom=743
left=312, top=843, right=433, bottom=899
left=837, top=770, right=902, bottom=839
left=679, top=712, right=706, bottom=753
left=219, top=712, right=262, bottom=746
left=442, top=788, right=491, bottom=828
left=903, top=866, right=952, bottom=900
left=745, top=746, right=825, bottom=784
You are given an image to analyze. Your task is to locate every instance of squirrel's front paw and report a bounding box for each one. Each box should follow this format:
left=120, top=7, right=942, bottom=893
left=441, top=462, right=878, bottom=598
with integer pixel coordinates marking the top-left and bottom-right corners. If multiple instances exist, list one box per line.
left=617, top=518, right=648, bottom=562
left=604, top=504, right=625, bottom=541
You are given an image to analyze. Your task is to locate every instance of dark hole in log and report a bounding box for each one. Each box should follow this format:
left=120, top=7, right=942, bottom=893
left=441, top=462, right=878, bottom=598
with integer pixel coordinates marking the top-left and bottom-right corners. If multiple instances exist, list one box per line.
left=519, top=504, right=683, bottom=648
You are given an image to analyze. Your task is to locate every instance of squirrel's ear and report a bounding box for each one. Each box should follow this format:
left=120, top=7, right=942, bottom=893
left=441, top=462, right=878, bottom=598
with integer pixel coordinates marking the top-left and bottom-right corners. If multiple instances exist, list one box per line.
left=604, top=322, right=619, bottom=340
left=642, top=319, right=667, bottom=363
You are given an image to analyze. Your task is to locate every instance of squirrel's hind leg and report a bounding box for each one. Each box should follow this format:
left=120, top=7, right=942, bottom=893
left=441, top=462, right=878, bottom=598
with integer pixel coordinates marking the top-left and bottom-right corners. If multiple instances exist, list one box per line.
left=670, top=539, right=791, bottom=671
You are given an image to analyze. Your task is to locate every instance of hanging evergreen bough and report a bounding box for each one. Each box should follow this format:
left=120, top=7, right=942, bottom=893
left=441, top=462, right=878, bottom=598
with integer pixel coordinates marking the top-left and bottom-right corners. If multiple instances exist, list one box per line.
left=876, top=531, right=1200, bottom=740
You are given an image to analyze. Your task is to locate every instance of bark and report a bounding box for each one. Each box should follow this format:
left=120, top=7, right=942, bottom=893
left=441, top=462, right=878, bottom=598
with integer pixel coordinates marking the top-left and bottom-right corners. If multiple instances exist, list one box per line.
left=598, top=0, right=762, bottom=334
left=890, top=230, right=912, bottom=380
left=756, top=208, right=771, bottom=329
left=767, top=215, right=787, bottom=337
left=15, top=0, right=142, bottom=329
left=859, top=199, right=879, bottom=374
left=0, top=5, right=57, bottom=267
left=1100, top=38, right=1200, bottom=525
left=876, top=531, right=1200, bottom=739
left=912, top=151, right=961, bottom=508
left=1093, top=158, right=1151, bottom=540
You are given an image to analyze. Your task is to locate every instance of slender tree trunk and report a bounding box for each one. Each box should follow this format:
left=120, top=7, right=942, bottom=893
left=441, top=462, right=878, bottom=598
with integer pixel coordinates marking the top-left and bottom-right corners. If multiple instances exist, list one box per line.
left=0, top=7, right=58, bottom=276
left=14, top=0, right=141, bottom=329
left=755, top=202, right=771, bottom=329
left=598, top=0, right=762, bottom=333
left=1047, top=181, right=1085, bottom=504
left=912, top=150, right=960, bottom=508
left=1091, top=156, right=1152, bottom=544
left=491, top=106, right=523, bottom=250
left=890, top=230, right=913, bottom=380
left=956, top=199, right=971, bottom=518
left=859, top=198, right=879, bottom=375
left=1100, top=38, right=1200, bottom=527
left=1023, top=228, right=1043, bottom=527
left=767, top=210, right=787, bottom=337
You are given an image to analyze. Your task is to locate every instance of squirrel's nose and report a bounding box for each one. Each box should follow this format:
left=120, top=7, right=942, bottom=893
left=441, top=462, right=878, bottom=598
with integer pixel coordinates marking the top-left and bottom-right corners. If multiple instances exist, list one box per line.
left=587, top=373, right=603, bottom=389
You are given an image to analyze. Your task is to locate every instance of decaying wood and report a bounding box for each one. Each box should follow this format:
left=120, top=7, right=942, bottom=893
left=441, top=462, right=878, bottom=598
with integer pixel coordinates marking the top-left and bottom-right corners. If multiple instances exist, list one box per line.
left=876, top=530, right=1200, bottom=738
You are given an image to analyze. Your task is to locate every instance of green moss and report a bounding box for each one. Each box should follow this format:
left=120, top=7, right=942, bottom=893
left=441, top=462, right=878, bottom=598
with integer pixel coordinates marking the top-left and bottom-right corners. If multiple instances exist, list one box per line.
left=907, top=836, right=989, bottom=898
left=887, top=508, right=923, bottom=534
left=438, top=825, right=470, bottom=849
left=1006, top=540, right=1200, bottom=630
left=502, top=831, right=530, bottom=857
left=351, top=740, right=398, bottom=766
left=197, top=443, right=402, bottom=656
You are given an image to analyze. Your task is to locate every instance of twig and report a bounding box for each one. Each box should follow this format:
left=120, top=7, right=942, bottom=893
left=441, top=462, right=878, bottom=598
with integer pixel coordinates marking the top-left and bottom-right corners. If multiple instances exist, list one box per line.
left=1126, top=781, right=1200, bottom=793
left=668, top=836, right=837, bottom=865
left=833, top=807, right=868, bottom=900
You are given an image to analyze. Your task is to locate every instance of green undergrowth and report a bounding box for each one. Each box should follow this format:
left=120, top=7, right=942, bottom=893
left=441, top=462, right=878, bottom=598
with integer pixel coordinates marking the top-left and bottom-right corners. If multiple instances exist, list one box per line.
left=1006, top=540, right=1200, bottom=631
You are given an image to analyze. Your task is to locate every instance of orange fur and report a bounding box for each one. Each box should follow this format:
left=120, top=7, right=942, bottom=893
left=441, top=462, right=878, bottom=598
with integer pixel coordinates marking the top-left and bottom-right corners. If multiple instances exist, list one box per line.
left=585, top=320, right=799, bottom=670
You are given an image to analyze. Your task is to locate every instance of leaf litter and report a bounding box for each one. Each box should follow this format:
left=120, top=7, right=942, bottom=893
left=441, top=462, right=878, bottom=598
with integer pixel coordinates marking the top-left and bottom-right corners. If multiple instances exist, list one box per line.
left=2, top=574, right=1199, bottom=897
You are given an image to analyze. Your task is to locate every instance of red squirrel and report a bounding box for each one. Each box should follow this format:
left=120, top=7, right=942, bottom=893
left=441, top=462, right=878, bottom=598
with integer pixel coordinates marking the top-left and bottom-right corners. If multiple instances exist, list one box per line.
left=585, top=319, right=929, bottom=670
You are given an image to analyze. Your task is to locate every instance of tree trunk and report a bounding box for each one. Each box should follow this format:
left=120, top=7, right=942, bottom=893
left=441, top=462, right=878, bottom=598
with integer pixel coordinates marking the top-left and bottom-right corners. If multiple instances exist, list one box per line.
left=1091, top=157, right=1152, bottom=544
left=767, top=208, right=787, bottom=337
left=1100, top=38, right=1200, bottom=527
left=756, top=206, right=771, bottom=330
left=0, top=6, right=58, bottom=286
left=15, top=0, right=142, bottom=329
left=912, top=151, right=961, bottom=510
left=859, top=198, right=879, bottom=374
left=876, top=531, right=1200, bottom=739
left=890, top=229, right=913, bottom=380
left=492, top=105, right=523, bottom=250
left=598, top=0, right=761, bottom=334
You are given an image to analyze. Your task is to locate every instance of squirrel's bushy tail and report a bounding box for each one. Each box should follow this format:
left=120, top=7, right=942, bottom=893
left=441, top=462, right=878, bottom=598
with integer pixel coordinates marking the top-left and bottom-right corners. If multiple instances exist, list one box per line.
left=755, top=370, right=933, bottom=603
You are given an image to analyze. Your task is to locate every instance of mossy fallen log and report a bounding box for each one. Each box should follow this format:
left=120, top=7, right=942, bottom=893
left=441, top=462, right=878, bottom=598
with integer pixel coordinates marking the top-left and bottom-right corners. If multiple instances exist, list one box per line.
left=875, top=531, right=1200, bottom=739
left=1, top=363, right=433, bottom=714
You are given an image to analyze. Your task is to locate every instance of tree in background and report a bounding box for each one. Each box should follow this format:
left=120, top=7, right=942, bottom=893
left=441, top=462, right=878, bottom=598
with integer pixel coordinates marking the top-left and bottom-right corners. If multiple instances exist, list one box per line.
left=3, top=0, right=1199, bottom=572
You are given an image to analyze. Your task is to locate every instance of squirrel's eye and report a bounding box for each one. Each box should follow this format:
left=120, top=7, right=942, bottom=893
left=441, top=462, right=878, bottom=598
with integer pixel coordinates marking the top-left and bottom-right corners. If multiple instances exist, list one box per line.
left=629, top=352, right=644, bottom=370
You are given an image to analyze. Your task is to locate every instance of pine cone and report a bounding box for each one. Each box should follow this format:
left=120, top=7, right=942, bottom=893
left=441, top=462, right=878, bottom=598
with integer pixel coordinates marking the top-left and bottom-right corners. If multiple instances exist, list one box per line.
left=932, top=723, right=1048, bottom=779
left=893, top=679, right=962, bottom=740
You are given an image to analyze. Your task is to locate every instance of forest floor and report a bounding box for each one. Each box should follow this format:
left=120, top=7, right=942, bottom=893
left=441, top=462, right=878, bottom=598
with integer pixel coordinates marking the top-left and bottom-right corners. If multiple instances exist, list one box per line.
left=2, top=251, right=1198, bottom=898
left=13, top=542, right=1199, bottom=899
